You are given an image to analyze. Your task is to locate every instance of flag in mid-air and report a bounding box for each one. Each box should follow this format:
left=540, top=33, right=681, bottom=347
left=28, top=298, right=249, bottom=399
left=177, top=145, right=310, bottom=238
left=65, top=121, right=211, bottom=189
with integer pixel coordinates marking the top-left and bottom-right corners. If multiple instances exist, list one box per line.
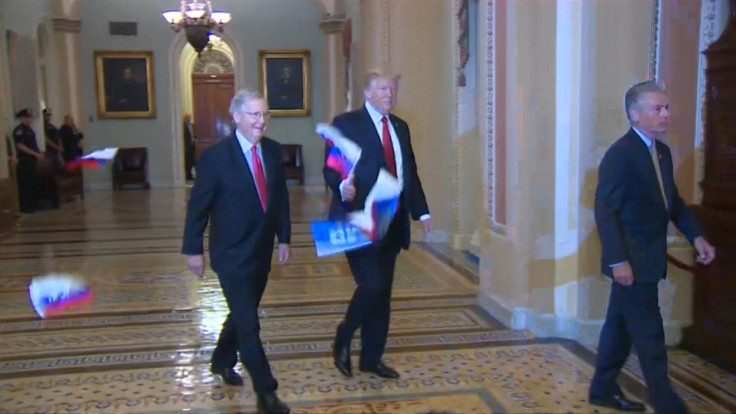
left=65, top=147, right=118, bottom=171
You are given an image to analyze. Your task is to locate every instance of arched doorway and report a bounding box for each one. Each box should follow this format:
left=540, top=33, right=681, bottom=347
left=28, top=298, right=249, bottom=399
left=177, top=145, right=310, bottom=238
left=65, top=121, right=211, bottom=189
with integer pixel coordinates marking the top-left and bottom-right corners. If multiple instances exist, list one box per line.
left=168, top=32, right=244, bottom=187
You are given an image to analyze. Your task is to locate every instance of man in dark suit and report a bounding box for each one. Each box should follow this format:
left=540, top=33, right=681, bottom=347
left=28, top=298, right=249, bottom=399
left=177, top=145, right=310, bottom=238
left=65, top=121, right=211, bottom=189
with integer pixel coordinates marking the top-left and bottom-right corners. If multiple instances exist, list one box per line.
left=59, top=115, right=84, bottom=163
left=590, top=81, right=716, bottom=413
left=182, top=89, right=291, bottom=414
left=182, top=114, right=196, bottom=181
left=324, top=69, right=432, bottom=379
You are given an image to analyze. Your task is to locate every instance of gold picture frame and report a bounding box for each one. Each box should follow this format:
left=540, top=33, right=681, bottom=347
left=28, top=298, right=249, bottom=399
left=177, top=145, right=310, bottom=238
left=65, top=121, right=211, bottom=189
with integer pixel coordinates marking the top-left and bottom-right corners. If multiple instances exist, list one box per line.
left=94, top=51, right=156, bottom=119
left=259, top=50, right=311, bottom=117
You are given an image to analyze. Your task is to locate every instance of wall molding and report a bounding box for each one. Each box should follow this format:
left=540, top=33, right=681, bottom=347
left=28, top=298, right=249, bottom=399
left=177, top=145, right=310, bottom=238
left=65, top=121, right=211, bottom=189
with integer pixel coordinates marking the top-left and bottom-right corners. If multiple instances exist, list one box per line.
left=479, top=288, right=685, bottom=346
left=451, top=0, right=462, bottom=242
left=694, top=0, right=718, bottom=204
left=648, top=0, right=661, bottom=80
left=51, top=17, right=81, bottom=33
left=319, top=15, right=347, bottom=34
left=482, top=0, right=505, bottom=236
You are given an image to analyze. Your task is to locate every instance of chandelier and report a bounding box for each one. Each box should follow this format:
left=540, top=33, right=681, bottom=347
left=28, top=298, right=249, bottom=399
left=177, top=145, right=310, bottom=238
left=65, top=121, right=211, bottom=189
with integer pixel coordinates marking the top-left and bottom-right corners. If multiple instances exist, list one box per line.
left=162, top=1, right=232, bottom=55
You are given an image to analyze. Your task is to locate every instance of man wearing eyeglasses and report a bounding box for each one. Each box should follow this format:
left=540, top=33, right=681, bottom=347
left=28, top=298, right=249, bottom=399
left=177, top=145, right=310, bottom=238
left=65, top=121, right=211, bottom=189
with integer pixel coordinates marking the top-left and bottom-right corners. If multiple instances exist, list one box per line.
left=182, top=89, right=291, bottom=414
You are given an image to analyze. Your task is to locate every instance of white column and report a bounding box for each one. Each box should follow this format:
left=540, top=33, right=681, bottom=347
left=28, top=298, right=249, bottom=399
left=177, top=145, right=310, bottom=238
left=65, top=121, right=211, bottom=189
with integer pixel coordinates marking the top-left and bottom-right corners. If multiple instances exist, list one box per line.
left=51, top=17, right=82, bottom=126
left=320, top=15, right=349, bottom=121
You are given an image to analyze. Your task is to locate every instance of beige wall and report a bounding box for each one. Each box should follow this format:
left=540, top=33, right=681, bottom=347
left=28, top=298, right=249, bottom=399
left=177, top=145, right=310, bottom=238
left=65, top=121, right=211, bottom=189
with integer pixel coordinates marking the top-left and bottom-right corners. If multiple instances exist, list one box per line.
left=476, top=0, right=708, bottom=344
left=659, top=0, right=702, bottom=204
left=390, top=0, right=454, bottom=241
left=348, top=0, right=455, bottom=242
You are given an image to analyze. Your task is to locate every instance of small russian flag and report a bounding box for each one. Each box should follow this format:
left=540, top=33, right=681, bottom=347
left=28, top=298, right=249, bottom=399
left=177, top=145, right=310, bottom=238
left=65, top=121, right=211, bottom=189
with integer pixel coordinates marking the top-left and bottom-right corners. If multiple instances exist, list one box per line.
left=66, top=147, right=118, bottom=172
left=29, top=274, right=94, bottom=318
left=316, top=124, right=361, bottom=179
left=325, top=146, right=354, bottom=180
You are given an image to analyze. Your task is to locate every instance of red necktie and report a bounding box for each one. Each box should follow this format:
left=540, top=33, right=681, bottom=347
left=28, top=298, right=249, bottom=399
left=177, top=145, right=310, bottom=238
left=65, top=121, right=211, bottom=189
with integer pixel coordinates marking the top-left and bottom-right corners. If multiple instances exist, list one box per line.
left=381, top=117, right=397, bottom=177
left=251, top=146, right=268, bottom=211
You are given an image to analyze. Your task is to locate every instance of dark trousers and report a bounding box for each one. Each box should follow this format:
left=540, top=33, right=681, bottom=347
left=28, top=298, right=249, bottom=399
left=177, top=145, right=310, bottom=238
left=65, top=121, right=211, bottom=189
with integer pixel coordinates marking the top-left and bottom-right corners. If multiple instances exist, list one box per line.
left=184, top=144, right=195, bottom=180
left=16, top=161, right=38, bottom=213
left=336, top=223, right=402, bottom=367
left=590, top=282, right=688, bottom=414
left=211, top=270, right=277, bottom=394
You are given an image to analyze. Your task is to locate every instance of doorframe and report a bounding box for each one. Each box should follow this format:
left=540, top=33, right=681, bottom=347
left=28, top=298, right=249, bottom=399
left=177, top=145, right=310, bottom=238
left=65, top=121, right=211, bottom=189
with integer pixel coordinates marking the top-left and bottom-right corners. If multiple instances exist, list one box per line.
left=167, top=31, right=244, bottom=188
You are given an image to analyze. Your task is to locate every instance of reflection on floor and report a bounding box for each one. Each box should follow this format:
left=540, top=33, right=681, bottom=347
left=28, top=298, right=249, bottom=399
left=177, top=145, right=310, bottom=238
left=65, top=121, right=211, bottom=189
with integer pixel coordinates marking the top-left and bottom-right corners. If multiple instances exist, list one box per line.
left=0, top=187, right=734, bottom=413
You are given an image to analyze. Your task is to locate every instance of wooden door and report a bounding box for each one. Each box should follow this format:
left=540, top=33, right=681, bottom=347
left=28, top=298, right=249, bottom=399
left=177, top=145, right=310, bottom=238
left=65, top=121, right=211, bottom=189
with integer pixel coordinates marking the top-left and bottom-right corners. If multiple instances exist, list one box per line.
left=192, top=73, right=235, bottom=159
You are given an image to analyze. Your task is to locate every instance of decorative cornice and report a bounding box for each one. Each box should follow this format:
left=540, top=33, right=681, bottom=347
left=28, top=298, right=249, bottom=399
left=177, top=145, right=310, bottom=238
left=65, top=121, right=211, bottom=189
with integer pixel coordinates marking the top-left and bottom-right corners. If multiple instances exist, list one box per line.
left=319, top=15, right=347, bottom=35
left=193, top=49, right=234, bottom=74
left=52, top=17, right=82, bottom=33
left=694, top=0, right=718, bottom=204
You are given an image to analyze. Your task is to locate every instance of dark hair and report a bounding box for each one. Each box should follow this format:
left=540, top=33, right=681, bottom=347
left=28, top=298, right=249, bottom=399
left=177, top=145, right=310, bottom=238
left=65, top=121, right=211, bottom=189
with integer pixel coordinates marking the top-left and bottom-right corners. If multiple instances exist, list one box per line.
left=15, top=108, right=32, bottom=118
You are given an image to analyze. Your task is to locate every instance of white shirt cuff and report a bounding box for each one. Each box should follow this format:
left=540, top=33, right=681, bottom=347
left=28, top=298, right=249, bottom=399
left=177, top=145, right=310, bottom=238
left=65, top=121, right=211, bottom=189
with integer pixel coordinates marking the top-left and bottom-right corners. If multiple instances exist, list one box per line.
left=420, top=214, right=431, bottom=222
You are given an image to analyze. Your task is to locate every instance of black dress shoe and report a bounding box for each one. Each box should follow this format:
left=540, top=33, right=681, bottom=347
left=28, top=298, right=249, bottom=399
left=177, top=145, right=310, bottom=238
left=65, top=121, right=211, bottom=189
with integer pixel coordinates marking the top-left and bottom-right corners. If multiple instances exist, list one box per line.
left=257, top=392, right=290, bottom=414
left=332, top=339, right=352, bottom=377
left=359, top=361, right=400, bottom=379
left=590, top=394, right=646, bottom=412
left=210, top=367, right=244, bottom=386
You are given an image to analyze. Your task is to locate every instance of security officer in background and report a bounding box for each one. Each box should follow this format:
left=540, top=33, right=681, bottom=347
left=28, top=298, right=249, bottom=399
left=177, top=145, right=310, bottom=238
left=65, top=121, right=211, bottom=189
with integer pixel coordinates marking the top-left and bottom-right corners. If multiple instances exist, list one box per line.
left=43, top=108, right=64, bottom=171
left=13, top=108, right=44, bottom=213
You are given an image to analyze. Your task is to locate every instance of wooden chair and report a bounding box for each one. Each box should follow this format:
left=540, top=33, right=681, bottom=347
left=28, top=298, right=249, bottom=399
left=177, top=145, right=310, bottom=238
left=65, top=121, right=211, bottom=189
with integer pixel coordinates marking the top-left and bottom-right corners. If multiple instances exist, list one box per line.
left=113, top=147, right=150, bottom=190
left=282, top=144, right=304, bottom=185
left=36, top=156, right=84, bottom=208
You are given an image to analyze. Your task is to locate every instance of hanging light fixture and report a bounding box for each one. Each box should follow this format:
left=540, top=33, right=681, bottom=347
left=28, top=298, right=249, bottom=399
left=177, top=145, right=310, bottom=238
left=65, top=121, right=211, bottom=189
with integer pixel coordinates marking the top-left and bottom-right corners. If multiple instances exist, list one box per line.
left=162, top=1, right=232, bottom=55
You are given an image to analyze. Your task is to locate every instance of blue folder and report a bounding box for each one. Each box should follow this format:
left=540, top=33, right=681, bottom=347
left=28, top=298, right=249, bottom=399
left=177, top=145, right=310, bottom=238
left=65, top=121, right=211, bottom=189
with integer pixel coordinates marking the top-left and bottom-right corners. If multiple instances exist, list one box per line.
left=310, top=221, right=372, bottom=257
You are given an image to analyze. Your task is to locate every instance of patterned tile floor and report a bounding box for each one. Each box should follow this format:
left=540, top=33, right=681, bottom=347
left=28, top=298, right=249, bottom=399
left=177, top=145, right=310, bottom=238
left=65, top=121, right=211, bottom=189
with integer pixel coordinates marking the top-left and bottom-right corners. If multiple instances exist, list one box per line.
left=0, top=187, right=734, bottom=413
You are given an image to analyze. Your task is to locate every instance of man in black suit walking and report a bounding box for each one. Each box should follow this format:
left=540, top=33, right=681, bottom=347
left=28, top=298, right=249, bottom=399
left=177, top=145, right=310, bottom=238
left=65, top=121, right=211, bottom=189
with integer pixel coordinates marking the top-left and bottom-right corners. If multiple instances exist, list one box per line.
left=590, top=81, right=716, bottom=413
left=182, top=89, right=291, bottom=414
left=182, top=114, right=196, bottom=181
left=324, top=69, right=432, bottom=379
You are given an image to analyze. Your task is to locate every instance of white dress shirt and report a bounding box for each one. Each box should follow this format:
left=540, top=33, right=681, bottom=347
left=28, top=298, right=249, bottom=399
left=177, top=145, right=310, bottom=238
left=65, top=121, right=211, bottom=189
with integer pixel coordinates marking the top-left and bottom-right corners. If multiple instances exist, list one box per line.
left=364, top=101, right=404, bottom=187
left=235, top=129, right=267, bottom=206
left=339, top=103, right=430, bottom=222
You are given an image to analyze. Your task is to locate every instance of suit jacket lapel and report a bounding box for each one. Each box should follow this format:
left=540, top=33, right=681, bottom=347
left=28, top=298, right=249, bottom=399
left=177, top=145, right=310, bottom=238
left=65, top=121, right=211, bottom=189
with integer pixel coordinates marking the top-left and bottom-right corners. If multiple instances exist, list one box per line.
left=358, top=107, right=382, bottom=151
left=389, top=114, right=410, bottom=182
left=261, top=139, right=278, bottom=211
left=629, top=130, right=669, bottom=212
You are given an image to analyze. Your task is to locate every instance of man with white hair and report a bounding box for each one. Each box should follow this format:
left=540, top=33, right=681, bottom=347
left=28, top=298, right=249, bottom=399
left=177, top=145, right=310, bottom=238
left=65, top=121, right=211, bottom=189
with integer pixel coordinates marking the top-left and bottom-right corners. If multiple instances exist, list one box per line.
left=182, top=89, right=291, bottom=413
left=591, top=80, right=716, bottom=413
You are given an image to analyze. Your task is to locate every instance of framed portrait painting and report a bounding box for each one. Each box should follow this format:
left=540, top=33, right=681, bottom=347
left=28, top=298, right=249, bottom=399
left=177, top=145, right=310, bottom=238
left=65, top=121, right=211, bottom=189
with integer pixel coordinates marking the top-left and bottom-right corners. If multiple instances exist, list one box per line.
left=94, top=51, right=156, bottom=119
left=259, top=50, right=311, bottom=117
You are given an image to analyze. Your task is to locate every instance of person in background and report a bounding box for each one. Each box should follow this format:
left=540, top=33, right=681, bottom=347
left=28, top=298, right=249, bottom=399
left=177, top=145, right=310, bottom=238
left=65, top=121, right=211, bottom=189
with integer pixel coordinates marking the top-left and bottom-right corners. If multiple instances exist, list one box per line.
left=13, top=108, right=43, bottom=213
left=182, top=114, right=196, bottom=181
left=60, top=115, right=84, bottom=163
left=43, top=108, right=63, bottom=170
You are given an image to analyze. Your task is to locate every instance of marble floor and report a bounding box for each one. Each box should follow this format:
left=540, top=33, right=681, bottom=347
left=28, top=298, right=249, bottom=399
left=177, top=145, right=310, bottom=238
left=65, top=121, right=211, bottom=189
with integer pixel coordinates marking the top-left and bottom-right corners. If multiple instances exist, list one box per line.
left=0, top=187, right=734, bottom=413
